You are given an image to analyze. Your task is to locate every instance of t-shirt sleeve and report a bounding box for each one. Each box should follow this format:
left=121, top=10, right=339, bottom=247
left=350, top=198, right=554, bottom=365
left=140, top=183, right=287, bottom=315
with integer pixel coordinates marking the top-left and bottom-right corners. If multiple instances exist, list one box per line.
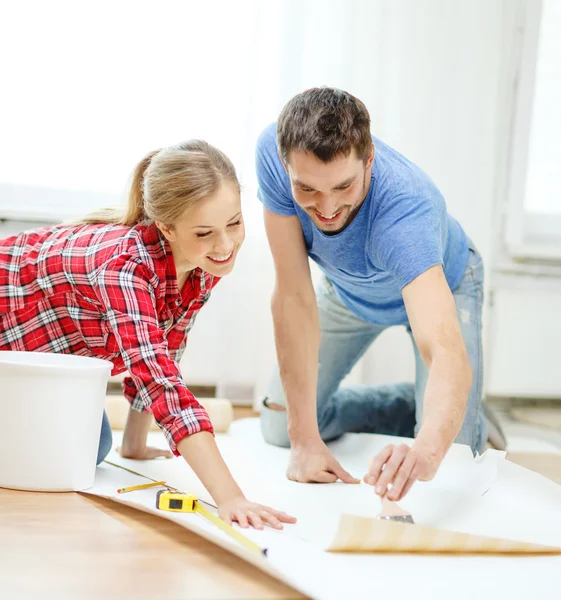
left=255, top=125, right=297, bottom=216
left=372, top=193, right=445, bottom=290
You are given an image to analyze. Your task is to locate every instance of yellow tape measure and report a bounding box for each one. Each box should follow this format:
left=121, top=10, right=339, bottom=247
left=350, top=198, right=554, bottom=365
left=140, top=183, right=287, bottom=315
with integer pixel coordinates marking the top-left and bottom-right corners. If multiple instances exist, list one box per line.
left=157, top=490, right=198, bottom=512
left=156, top=490, right=267, bottom=557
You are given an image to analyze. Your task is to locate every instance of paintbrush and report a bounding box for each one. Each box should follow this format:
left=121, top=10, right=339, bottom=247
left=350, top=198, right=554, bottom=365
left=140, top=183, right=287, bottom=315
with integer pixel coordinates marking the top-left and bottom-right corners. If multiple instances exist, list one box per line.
left=376, top=494, right=415, bottom=524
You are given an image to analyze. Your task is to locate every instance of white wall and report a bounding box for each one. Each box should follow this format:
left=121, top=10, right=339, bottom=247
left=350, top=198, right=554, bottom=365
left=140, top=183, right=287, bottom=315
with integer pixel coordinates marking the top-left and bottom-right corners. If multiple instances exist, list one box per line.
left=179, top=0, right=530, bottom=400
left=486, top=0, right=561, bottom=398
left=487, top=285, right=561, bottom=397
left=3, top=1, right=557, bottom=402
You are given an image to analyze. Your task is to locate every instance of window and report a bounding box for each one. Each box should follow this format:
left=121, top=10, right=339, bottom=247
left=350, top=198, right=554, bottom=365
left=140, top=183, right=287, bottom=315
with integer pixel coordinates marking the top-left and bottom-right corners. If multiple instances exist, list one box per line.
left=505, top=0, right=561, bottom=261
left=0, top=1, right=260, bottom=222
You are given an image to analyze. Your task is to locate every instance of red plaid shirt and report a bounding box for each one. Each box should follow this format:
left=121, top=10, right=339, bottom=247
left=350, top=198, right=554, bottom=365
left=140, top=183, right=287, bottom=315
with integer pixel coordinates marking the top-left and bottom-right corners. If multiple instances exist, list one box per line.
left=0, top=221, right=218, bottom=454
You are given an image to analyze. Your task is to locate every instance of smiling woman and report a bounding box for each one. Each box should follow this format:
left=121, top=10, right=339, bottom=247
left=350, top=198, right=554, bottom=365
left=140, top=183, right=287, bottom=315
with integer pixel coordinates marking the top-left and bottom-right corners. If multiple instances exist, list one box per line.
left=159, top=186, right=244, bottom=281
left=76, top=141, right=245, bottom=285
left=0, top=140, right=295, bottom=530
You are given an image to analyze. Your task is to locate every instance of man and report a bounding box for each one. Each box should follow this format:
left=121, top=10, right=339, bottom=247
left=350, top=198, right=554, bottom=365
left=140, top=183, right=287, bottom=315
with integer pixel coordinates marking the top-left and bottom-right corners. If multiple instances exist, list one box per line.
left=256, top=87, right=505, bottom=502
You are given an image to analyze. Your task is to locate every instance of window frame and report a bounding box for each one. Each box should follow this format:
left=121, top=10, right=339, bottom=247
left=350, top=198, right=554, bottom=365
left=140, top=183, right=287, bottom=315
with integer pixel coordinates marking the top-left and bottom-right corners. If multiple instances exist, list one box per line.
left=504, top=0, right=561, bottom=262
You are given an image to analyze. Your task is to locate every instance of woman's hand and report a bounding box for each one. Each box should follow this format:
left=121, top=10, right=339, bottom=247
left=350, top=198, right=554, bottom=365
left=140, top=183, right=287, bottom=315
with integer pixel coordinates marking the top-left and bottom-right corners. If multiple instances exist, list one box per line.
left=120, top=407, right=172, bottom=459
left=176, top=432, right=296, bottom=530
left=218, top=495, right=297, bottom=530
left=117, top=444, right=173, bottom=460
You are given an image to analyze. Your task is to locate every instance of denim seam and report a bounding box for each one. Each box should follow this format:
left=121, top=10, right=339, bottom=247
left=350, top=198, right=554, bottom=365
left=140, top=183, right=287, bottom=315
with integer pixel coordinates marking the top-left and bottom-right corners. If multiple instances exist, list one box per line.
left=471, top=280, right=484, bottom=452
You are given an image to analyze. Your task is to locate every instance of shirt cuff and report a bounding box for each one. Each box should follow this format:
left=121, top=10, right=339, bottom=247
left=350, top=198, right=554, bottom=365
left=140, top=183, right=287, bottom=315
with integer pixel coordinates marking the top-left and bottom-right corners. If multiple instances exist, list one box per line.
left=158, top=405, right=215, bottom=456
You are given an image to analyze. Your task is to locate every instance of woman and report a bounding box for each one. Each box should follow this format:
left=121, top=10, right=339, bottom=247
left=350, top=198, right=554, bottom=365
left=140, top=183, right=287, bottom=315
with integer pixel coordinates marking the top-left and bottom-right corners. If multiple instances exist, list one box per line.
left=0, top=140, right=295, bottom=530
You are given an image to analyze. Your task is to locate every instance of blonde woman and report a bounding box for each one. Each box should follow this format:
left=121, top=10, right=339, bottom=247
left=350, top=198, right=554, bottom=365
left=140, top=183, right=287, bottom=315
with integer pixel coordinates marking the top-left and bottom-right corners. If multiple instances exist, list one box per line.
left=0, top=140, right=295, bottom=530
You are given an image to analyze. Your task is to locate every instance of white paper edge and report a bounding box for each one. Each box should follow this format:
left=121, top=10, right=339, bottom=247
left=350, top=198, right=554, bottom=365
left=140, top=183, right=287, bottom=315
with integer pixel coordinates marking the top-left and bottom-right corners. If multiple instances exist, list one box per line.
left=80, top=466, right=310, bottom=598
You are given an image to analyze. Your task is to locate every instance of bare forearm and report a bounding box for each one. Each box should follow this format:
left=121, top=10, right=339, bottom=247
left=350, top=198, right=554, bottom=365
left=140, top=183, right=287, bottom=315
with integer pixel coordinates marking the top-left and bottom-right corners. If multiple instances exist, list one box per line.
left=177, top=431, right=244, bottom=505
left=416, top=349, right=472, bottom=456
left=121, top=408, right=153, bottom=453
left=272, top=290, right=320, bottom=444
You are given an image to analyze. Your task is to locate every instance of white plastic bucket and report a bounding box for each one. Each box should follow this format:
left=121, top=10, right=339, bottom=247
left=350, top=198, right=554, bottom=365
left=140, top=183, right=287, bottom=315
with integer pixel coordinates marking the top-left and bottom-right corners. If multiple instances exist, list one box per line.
left=0, top=351, right=113, bottom=491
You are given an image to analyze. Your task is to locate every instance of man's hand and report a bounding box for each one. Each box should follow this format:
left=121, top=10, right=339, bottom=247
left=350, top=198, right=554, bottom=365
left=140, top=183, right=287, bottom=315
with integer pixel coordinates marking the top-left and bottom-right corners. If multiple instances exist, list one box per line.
left=363, top=439, right=443, bottom=501
left=287, top=440, right=360, bottom=484
left=117, top=445, right=173, bottom=460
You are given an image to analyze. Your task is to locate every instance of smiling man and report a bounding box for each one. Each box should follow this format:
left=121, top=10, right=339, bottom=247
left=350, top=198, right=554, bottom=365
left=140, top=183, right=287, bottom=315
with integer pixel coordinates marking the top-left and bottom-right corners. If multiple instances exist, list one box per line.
left=256, top=87, right=505, bottom=501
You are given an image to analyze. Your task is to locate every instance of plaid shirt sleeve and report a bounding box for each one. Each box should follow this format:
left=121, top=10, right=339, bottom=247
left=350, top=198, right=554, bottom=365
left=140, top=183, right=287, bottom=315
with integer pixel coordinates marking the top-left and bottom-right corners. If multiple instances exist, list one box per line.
left=96, top=255, right=214, bottom=455
left=122, top=326, right=188, bottom=414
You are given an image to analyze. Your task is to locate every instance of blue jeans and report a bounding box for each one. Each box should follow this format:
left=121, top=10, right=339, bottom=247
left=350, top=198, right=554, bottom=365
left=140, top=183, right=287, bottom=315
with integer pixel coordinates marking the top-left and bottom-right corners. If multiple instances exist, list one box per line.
left=260, top=242, right=487, bottom=454
left=96, top=411, right=113, bottom=465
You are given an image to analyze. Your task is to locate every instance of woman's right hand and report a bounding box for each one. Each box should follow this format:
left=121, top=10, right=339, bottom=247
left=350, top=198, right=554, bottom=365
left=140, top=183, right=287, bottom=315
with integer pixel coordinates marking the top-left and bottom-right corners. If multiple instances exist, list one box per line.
left=218, top=495, right=297, bottom=530
left=176, top=432, right=296, bottom=530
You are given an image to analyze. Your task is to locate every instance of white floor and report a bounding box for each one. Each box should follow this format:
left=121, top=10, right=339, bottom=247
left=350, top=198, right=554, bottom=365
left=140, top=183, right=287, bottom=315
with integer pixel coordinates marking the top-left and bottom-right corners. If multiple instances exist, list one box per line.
left=113, top=408, right=561, bottom=456
left=106, top=418, right=561, bottom=600
left=496, top=409, right=561, bottom=454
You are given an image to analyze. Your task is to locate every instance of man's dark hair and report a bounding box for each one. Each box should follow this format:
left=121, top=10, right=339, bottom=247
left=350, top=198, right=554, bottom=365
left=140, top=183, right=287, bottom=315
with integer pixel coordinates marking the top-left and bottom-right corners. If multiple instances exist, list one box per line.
left=277, top=88, right=372, bottom=164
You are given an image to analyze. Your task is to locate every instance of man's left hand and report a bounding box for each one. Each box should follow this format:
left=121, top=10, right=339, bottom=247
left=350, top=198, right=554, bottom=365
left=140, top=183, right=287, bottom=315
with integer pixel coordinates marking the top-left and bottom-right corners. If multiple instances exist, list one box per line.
left=363, top=440, right=443, bottom=502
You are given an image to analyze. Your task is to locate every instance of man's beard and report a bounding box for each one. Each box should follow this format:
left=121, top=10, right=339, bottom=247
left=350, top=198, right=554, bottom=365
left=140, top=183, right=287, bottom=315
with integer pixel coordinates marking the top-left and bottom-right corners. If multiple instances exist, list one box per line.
left=318, top=173, right=369, bottom=235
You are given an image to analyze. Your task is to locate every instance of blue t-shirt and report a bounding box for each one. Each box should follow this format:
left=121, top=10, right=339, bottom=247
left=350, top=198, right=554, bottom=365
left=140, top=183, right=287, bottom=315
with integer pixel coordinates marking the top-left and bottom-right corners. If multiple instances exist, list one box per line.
left=256, top=123, right=469, bottom=326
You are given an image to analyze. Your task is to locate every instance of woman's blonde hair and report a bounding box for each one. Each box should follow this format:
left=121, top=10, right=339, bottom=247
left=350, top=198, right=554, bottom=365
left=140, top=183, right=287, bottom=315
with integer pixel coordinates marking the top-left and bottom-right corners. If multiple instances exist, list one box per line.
left=78, top=140, right=239, bottom=227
